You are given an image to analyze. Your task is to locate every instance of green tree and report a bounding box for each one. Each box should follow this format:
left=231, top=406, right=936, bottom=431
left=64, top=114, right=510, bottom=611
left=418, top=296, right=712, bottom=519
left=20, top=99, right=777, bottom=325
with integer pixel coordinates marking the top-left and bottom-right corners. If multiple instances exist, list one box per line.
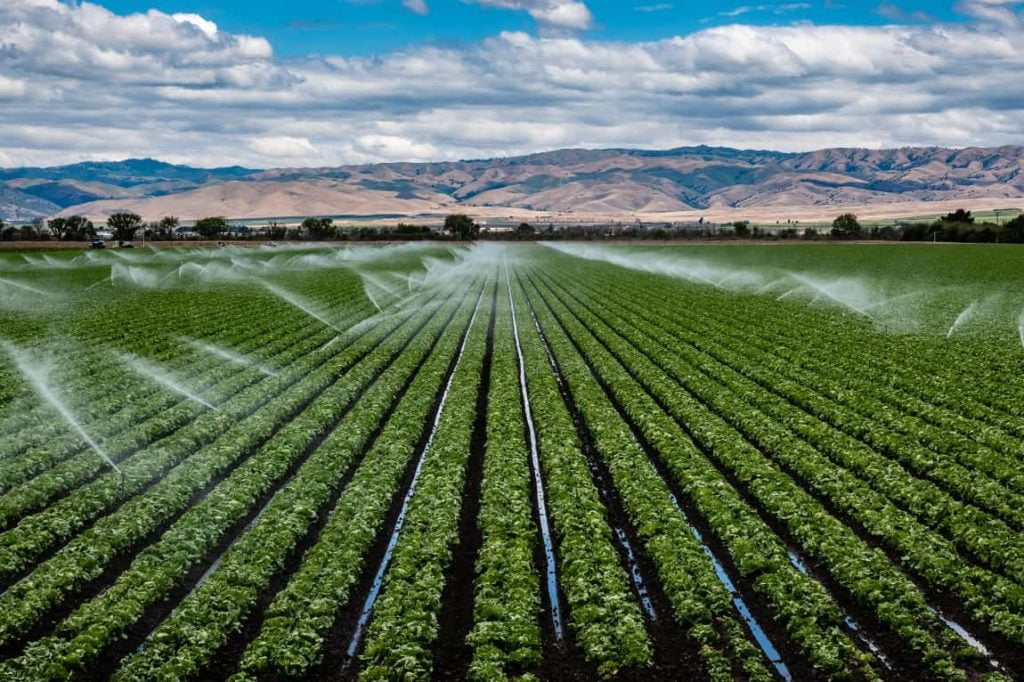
left=194, top=216, right=229, bottom=239
left=444, top=213, right=479, bottom=240
left=732, top=220, right=751, bottom=238
left=21, top=220, right=43, bottom=240
left=944, top=209, right=974, bottom=224
left=65, top=215, right=94, bottom=240
left=831, top=213, right=862, bottom=239
left=47, top=217, right=68, bottom=241
left=301, top=217, right=336, bottom=240
left=107, top=212, right=143, bottom=241
left=267, top=222, right=288, bottom=240
left=1003, top=214, right=1024, bottom=243
left=516, top=222, right=535, bottom=237
left=154, top=216, right=180, bottom=239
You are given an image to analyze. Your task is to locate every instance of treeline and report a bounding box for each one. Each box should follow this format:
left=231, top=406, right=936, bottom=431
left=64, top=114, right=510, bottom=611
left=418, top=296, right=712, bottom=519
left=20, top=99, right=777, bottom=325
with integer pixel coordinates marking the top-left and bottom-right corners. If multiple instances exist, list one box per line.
left=3, top=209, right=1022, bottom=244
left=1, top=214, right=180, bottom=242
left=0, top=213, right=440, bottom=243
left=517, top=210, right=1024, bottom=242
left=814, top=209, right=1024, bottom=243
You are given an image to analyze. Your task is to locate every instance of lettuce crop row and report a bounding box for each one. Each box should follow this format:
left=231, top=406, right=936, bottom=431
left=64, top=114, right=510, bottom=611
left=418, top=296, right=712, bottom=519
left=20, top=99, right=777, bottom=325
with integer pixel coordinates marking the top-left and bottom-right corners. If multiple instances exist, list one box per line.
left=524, top=270, right=878, bottom=682
left=532, top=264, right=971, bottom=680
left=102, top=282, right=481, bottom=682
left=236, top=282, right=488, bottom=679
left=466, top=273, right=543, bottom=681
left=507, top=276, right=651, bottom=677
left=358, top=280, right=494, bottom=680
left=540, top=265, right=1024, bottom=654
left=0, top=284, right=451, bottom=650
left=554, top=269, right=1024, bottom=578
left=0, top=310, right=342, bottom=496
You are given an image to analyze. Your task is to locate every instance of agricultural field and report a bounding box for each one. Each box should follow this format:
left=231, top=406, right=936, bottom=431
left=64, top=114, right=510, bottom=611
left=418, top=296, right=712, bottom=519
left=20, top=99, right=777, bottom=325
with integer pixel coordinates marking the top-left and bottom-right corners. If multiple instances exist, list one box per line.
left=1, top=241, right=1024, bottom=681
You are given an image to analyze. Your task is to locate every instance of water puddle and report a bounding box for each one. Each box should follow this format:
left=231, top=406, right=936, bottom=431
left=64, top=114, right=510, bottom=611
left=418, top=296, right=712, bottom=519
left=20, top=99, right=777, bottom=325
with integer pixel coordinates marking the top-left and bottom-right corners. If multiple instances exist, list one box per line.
left=344, top=290, right=485, bottom=659
left=785, top=550, right=891, bottom=669
left=935, top=611, right=1004, bottom=671
left=613, top=527, right=657, bottom=621
left=507, top=274, right=565, bottom=640
left=668, top=490, right=792, bottom=681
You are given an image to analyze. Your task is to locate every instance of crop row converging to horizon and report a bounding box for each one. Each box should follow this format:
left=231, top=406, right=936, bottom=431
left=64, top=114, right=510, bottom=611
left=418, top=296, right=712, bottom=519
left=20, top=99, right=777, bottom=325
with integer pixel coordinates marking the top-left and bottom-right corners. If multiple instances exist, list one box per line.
left=1, top=241, right=1023, bottom=681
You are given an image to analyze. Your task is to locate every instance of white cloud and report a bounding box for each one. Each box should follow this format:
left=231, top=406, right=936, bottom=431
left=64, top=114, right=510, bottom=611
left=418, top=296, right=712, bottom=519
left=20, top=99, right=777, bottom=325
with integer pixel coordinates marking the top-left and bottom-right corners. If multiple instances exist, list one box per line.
left=171, top=13, right=219, bottom=39
left=247, top=136, right=319, bottom=159
left=469, top=0, right=594, bottom=30
left=402, top=0, right=430, bottom=16
left=0, top=75, right=27, bottom=99
left=2, top=0, right=1024, bottom=168
left=355, top=134, right=441, bottom=160
left=0, top=0, right=272, bottom=83
left=719, top=3, right=810, bottom=18
left=956, top=0, right=1023, bottom=27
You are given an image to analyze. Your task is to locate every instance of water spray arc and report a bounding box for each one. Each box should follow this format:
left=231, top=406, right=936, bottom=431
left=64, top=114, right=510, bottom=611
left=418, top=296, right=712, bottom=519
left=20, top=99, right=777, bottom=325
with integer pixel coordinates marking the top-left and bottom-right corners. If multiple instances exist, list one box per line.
left=181, top=338, right=278, bottom=377
left=117, top=352, right=217, bottom=410
left=946, top=301, right=979, bottom=339
left=261, top=281, right=344, bottom=334
left=1, top=341, right=123, bottom=482
left=0, top=277, right=52, bottom=298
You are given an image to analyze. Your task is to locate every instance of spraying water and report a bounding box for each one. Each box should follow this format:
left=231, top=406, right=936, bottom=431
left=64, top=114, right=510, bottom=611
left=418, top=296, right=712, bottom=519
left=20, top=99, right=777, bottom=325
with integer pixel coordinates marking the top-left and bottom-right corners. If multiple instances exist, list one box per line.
left=946, top=302, right=979, bottom=339
left=785, top=273, right=874, bottom=319
left=862, top=290, right=929, bottom=313
left=0, top=277, right=52, bottom=298
left=117, top=352, right=217, bottom=409
left=363, top=285, right=383, bottom=313
left=262, top=282, right=343, bottom=333
left=180, top=338, right=278, bottom=377
left=85, top=273, right=113, bottom=291
left=1019, top=312, right=1024, bottom=350
left=110, top=264, right=165, bottom=289
left=776, top=287, right=800, bottom=302
left=2, top=341, right=121, bottom=474
left=318, top=336, right=341, bottom=353
left=754, top=278, right=788, bottom=295
left=542, top=243, right=939, bottom=331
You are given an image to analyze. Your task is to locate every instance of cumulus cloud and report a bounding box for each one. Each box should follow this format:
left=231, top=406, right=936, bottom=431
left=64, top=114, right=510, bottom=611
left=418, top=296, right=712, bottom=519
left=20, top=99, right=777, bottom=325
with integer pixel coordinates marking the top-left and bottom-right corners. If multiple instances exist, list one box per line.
left=469, top=0, right=594, bottom=30
left=0, top=0, right=272, bottom=84
left=2, top=0, right=1024, bottom=168
left=956, top=0, right=1023, bottom=27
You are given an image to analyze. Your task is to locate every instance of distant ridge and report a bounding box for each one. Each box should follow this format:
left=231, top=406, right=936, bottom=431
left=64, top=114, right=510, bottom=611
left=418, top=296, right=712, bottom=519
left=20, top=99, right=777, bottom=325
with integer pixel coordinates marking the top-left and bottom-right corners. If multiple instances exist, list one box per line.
left=2, top=146, right=1023, bottom=222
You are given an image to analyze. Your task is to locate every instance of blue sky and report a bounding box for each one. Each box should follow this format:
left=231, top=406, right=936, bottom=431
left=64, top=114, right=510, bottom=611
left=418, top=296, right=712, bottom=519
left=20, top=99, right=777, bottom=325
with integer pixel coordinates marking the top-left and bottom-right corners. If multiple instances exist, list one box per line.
left=0, top=0, right=1022, bottom=167
left=95, top=0, right=965, bottom=57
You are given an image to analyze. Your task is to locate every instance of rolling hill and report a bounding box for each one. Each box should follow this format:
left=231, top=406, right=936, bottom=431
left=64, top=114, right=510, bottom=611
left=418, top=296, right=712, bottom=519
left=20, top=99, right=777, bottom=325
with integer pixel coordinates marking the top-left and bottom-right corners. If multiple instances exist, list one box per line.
left=2, top=146, right=1023, bottom=223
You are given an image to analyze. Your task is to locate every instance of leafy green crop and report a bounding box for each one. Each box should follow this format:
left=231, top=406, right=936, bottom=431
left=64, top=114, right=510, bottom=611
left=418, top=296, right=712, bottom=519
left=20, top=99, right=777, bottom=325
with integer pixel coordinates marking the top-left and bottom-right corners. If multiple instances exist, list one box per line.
left=1, top=242, right=1022, bottom=681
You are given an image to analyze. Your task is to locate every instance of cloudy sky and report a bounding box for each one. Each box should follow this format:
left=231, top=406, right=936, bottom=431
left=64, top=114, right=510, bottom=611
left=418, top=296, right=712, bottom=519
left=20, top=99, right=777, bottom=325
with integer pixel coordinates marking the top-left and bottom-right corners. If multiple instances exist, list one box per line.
left=1, top=0, right=1023, bottom=168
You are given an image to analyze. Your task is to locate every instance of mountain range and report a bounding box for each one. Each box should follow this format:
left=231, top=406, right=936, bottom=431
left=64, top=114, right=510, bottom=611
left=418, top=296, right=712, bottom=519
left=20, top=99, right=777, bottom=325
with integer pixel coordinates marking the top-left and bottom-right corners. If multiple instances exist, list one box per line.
left=2, top=146, right=1023, bottom=224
